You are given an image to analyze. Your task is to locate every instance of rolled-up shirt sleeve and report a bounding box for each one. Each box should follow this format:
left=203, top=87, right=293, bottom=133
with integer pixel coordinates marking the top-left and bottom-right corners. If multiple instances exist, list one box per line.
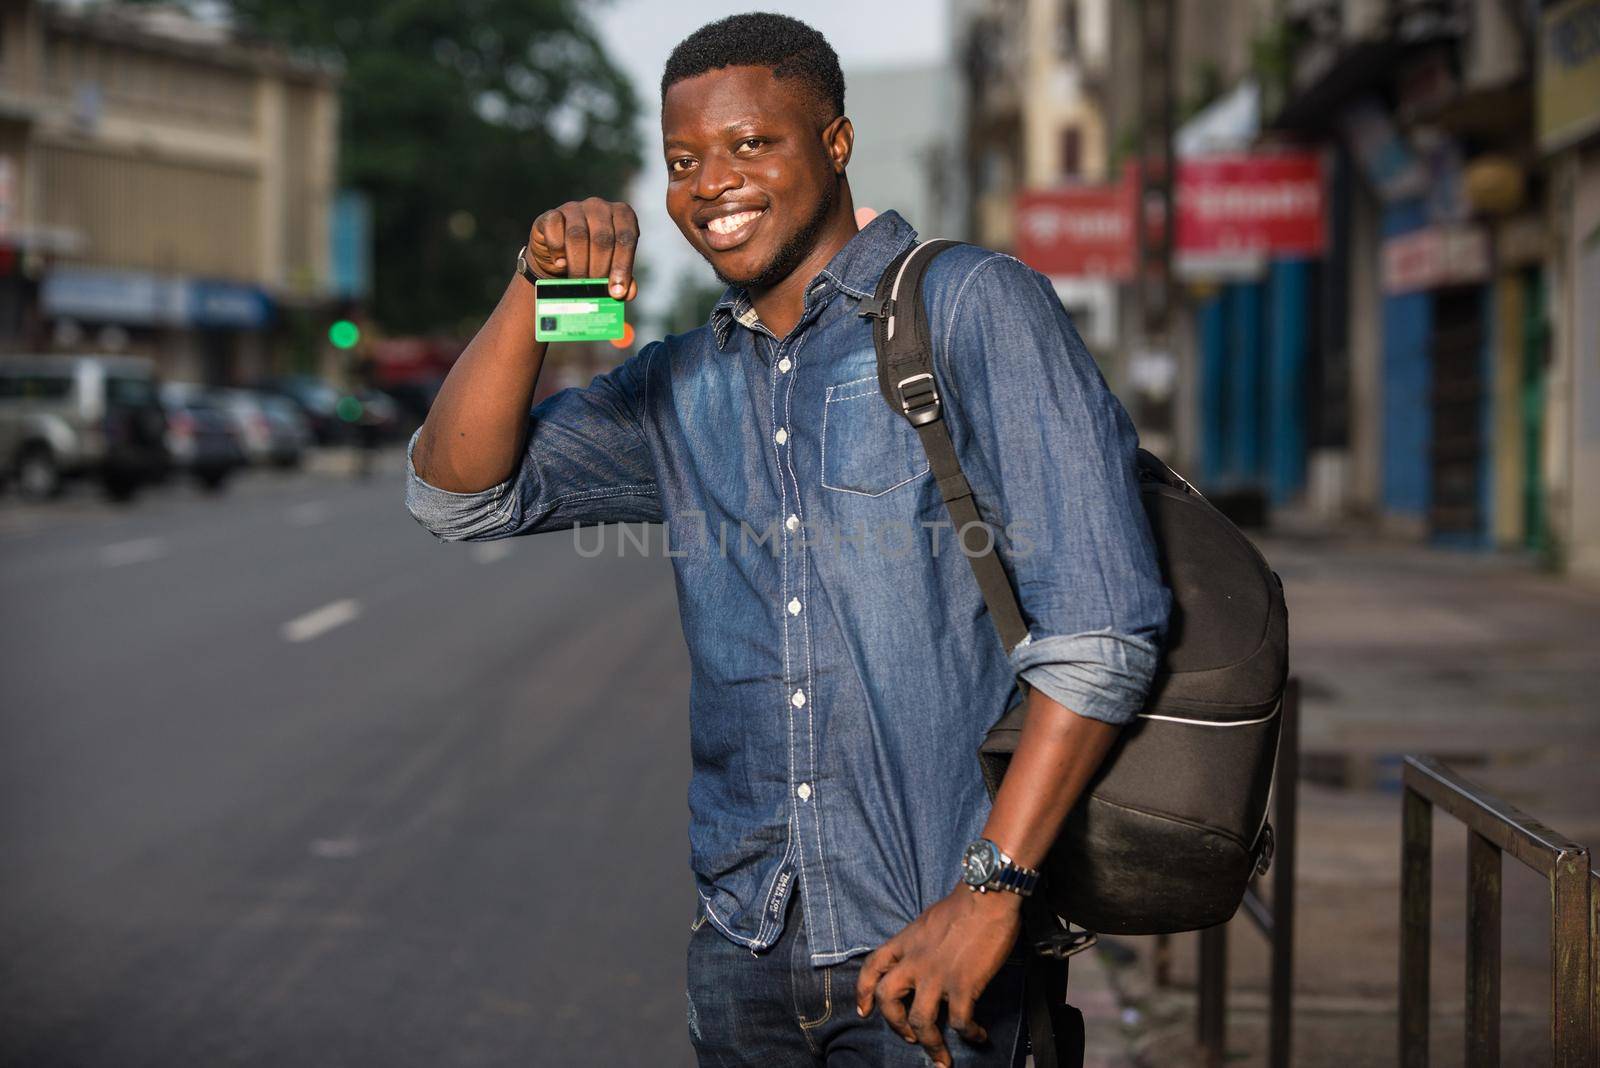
left=935, top=253, right=1171, bottom=726
left=404, top=341, right=662, bottom=542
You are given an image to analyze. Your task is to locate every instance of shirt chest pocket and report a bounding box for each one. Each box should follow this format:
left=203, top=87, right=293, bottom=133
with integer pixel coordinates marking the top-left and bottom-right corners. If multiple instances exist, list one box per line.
left=820, top=375, right=930, bottom=497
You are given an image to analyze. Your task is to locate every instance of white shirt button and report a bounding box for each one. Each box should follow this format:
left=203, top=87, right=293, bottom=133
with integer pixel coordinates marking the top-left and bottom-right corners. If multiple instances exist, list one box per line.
left=778, top=357, right=792, bottom=373
left=796, top=783, right=812, bottom=801
left=785, top=514, right=800, bottom=532
left=791, top=689, right=806, bottom=708
left=787, top=598, right=802, bottom=616
left=774, top=428, right=788, bottom=445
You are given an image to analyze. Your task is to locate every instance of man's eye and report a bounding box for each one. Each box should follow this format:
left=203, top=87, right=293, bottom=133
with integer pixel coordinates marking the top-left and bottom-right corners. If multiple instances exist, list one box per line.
left=737, top=138, right=765, bottom=152
left=668, top=158, right=695, bottom=173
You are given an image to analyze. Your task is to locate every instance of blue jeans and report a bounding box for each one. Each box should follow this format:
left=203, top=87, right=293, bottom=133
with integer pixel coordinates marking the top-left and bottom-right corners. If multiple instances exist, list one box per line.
left=686, top=892, right=1029, bottom=1066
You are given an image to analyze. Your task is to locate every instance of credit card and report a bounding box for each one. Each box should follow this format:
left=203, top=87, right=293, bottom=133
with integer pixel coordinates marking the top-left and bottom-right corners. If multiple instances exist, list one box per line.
left=533, top=278, right=626, bottom=342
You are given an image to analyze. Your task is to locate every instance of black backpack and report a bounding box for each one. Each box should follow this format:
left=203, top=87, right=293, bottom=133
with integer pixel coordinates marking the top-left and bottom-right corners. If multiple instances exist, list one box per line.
left=865, top=240, right=1289, bottom=937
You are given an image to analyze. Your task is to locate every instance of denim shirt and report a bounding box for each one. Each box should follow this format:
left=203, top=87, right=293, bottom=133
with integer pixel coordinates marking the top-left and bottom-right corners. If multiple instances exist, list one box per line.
left=404, top=211, right=1170, bottom=965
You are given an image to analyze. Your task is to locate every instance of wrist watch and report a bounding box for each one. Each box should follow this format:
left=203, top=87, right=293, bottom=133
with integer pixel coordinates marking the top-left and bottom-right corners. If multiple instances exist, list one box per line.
left=960, top=838, right=1040, bottom=897
left=515, top=244, right=539, bottom=287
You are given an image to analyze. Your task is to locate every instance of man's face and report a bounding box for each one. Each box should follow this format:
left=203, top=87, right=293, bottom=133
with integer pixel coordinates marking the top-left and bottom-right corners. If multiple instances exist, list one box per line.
left=662, top=66, right=848, bottom=290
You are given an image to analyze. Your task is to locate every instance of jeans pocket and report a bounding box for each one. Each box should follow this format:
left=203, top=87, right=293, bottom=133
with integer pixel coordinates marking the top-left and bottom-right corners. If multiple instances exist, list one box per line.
left=820, top=375, right=929, bottom=497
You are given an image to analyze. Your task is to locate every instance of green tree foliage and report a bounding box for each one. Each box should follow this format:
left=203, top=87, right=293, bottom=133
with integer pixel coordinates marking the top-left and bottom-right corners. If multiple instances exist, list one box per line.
left=222, top=0, right=641, bottom=332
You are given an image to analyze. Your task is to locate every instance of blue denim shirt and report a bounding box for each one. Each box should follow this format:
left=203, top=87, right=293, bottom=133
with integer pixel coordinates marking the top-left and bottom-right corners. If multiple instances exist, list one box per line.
left=404, top=211, right=1170, bottom=965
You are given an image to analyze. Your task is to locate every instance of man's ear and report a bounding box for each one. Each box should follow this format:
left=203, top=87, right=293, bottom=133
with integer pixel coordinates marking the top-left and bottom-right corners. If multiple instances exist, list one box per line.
left=823, top=115, right=854, bottom=174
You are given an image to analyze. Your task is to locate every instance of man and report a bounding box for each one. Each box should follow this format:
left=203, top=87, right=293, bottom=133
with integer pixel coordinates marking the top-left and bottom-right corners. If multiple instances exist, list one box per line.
left=405, top=13, right=1169, bottom=1067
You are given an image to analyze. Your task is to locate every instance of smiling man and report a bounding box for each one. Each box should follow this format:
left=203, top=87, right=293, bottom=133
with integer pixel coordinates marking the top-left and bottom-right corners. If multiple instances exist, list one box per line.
left=404, top=13, right=1168, bottom=1067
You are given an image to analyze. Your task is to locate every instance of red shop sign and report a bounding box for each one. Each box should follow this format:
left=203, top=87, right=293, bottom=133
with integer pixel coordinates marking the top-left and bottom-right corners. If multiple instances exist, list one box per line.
left=1014, top=184, right=1136, bottom=280
left=1175, top=154, right=1325, bottom=257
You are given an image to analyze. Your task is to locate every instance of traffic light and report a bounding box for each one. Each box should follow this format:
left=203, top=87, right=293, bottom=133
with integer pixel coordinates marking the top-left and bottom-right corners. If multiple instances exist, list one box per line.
left=329, top=319, right=361, bottom=350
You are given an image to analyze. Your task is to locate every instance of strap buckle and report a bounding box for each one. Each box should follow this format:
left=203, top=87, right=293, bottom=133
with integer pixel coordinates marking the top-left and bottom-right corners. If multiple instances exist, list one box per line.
left=1032, top=926, right=1099, bottom=961
left=896, top=372, right=941, bottom=426
left=1253, top=821, right=1275, bottom=877
left=857, top=296, right=895, bottom=320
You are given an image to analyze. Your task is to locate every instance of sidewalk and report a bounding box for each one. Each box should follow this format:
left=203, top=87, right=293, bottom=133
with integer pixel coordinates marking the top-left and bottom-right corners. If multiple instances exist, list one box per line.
left=1068, top=530, right=1600, bottom=1066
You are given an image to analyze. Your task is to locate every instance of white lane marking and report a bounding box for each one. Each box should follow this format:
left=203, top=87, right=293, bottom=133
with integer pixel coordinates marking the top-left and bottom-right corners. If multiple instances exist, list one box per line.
left=287, top=501, right=332, bottom=527
left=281, top=598, right=361, bottom=643
left=99, top=537, right=168, bottom=567
left=471, top=542, right=513, bottom=564
left=309, top=836, right=364, bottom=859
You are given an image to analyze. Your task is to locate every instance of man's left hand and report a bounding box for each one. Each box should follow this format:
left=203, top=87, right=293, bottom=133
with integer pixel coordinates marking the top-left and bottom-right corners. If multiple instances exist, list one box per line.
left=853, top=887, right=1022, bottom=1067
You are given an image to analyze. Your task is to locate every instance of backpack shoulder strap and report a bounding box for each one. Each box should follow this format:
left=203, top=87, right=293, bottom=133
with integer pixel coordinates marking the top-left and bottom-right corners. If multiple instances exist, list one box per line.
left=869, top=239, right=956, bottom=424
left=866, top=240, right=1031, bottom=656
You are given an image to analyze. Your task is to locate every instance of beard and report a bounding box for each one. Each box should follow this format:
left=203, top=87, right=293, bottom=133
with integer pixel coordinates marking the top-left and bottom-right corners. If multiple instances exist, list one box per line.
left=706, top=179, right=837, bottom=291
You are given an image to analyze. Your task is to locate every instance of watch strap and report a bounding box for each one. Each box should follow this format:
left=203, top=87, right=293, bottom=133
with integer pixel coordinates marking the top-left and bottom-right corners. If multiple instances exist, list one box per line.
left=992, top=862, right=1041, bottom=897
left=515, top=244, right=539, bottom=287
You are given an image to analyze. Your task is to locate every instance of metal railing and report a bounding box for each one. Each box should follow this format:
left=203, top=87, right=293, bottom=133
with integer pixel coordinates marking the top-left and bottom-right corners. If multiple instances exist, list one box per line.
left=1400, top=755, right=1595, bottom=1067
left=1153, top=676, right=1299, bottom=1068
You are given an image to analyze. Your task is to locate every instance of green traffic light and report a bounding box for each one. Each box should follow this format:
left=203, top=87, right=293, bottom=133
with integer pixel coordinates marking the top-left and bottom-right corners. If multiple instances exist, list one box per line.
left=329, top=319, right=361, bottom=349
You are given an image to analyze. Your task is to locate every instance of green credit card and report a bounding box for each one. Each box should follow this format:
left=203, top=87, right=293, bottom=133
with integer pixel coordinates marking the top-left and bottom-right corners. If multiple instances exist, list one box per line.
left=534, top=278, right=626, bottom=342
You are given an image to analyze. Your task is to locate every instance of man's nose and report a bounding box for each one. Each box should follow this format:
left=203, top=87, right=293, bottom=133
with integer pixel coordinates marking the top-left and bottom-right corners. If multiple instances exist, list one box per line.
left=695, top=156, right=742, bottom=200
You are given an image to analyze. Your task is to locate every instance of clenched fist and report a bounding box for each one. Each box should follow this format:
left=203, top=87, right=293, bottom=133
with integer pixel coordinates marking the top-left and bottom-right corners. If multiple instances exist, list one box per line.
left=525, top=198, right=640, bottom=301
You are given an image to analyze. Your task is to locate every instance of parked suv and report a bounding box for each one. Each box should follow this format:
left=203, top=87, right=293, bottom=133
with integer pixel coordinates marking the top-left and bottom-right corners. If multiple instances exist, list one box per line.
left=0, top=355, right=168, bottom=501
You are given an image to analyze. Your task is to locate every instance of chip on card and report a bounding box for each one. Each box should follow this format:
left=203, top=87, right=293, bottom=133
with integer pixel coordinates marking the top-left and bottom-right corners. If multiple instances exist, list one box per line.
left=533, top=278, right=626, bottom=342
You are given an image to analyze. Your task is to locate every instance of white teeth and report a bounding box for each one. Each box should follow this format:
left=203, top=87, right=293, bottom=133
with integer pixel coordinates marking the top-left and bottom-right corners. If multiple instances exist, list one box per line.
left=708, top=210, right=761, bottom=235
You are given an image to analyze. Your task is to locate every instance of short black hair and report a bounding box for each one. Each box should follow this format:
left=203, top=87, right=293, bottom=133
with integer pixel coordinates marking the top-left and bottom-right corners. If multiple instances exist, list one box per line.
left=660, top=13, right=845, bottom=122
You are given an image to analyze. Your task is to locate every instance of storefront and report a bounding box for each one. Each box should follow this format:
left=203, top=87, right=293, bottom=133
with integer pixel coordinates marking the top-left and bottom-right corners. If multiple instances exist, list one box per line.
left=38, top=265, right=275, bottom=385
left=1378, top=215, right=1493, bottom=544
left=1178, top=153, right=1325, bottom=506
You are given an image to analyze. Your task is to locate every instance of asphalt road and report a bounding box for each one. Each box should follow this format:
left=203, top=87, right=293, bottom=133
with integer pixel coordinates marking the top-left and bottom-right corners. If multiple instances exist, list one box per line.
left=0, top=450, right=700, bottom=1067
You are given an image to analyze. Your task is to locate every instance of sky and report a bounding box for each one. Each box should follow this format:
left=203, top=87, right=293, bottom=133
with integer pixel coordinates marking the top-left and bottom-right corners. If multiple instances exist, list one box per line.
left=587, top=0, right=952, bottom=325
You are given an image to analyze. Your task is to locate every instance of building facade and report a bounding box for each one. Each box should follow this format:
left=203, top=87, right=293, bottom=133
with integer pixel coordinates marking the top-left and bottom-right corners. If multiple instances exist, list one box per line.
left=1271, top=0, right=1600, bottom=575
left=0, top=1, right=340, bottom=385
left=955, top=0, right=1274, bottom=464
left=958, top=0, right=1122, bottom=355
left=956, top=0, right=1600, bottom=577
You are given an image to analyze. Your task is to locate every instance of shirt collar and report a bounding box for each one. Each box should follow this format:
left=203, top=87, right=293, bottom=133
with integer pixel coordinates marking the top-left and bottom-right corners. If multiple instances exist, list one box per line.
left=709, top=209, right=920, bottom=350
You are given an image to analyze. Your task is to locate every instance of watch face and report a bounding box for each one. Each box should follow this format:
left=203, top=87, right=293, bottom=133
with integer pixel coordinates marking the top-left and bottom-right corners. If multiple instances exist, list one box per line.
left=961, top=840, right=999, bottom=886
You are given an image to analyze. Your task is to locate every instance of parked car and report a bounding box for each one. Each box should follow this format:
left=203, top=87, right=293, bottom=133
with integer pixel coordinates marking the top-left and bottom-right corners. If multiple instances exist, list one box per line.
left=158, top=382, right=245, bottom=492
left=258, top=392, right=315, bottom=465
left=0, top=355, right=168, bottom=501
left=252, top=375, right=346, bottom=445
left=215, top=388, right=311, bottom=469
